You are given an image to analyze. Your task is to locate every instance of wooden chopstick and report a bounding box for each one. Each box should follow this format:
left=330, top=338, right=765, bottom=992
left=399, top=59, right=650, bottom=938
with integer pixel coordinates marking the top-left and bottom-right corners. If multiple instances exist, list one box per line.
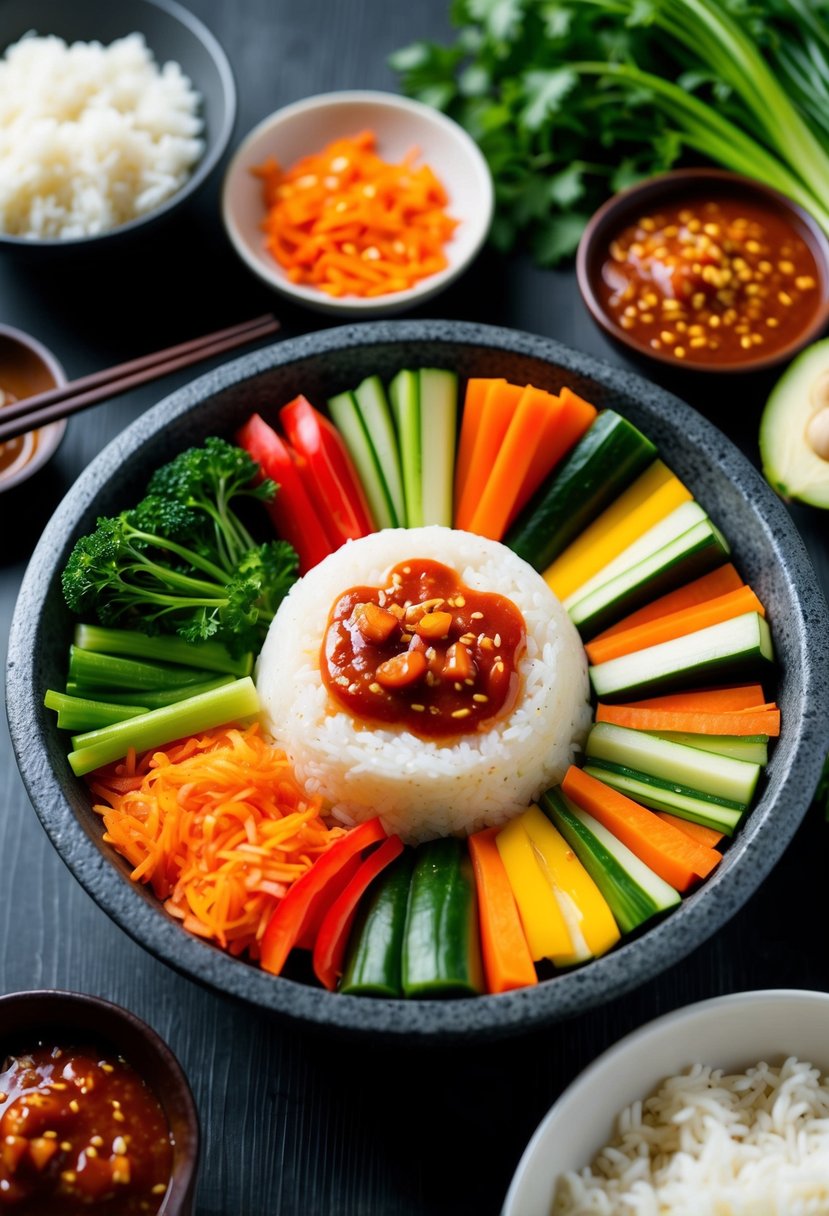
left=0, top=313, right=281, bottom=444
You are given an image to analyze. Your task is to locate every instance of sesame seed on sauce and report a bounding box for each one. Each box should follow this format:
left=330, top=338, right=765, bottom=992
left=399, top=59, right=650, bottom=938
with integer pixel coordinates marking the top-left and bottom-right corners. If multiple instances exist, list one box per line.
left=600, top=197, right=821, bottom=365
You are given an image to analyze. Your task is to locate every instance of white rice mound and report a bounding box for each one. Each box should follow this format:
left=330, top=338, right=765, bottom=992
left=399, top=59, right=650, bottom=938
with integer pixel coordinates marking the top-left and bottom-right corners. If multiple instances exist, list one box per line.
left=256, top=526, right=591, bottom=844
left=553, top=1057, right=829, bottom=1215
left=0, top=33, right=204, bottom=238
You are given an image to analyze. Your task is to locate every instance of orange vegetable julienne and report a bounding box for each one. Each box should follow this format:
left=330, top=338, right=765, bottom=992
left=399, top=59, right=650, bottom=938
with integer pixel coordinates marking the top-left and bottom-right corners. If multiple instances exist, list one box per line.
left=454, top=378, right=494, bottom=517
left=468, top=827, right=537, bottom=994
left=455, top=379, right=524, bottom=530
left=585, top=585, right=766, bottom=666
left=252, top=131, right=458, bottom=299
left=656, top=812, right=724, bottom=850
left=561, top=766, right=721, bottom=891
left=467, top=384, right=562, bottom=540
left=590, top=563, right=746, bottom=642
left=87, top=724, right=346, bottom=957
left=618, top=684, right=767, bottom=713
left=595, top=703, right=780, bottom=736
left=507, top=386, right=597, bottom=527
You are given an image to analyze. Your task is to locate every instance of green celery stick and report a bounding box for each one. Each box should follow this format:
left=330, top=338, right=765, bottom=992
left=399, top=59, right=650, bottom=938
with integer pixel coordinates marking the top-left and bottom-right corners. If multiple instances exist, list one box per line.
left=68, top=677, right=261, bottom=777
left=45, top=689, right=149, bottom=732
left=65, top=676, right=236, bottom=709
left=73, top=624, right=253, bottom=677
left=68, top=646, right=214, bottom=691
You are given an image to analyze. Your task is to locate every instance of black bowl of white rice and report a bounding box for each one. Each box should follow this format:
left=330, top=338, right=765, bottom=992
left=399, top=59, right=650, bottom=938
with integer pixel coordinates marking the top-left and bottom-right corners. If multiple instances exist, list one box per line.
left=0, top=0, right=236, bottom=251
left=7, top=320, right=829, bottom=1042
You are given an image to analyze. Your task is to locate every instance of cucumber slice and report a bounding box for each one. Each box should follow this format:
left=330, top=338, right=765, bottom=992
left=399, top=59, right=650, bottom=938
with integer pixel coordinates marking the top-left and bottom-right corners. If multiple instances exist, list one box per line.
left=389, top=369, right=423, bottom=527
left=505, top=410, right=658, bottom=571
left=563, top=501, right=707, bottom=609
left=418, top=368, right=458, bottom=527
left=582, top=762, right=744, bottom=834
left=590, top=611, right=774, bottom=701
left=569, top=519, right=730, bottom=639
left=340, top=849, right=415, bottom=998
left=650, top=731, right=769, bottom=765
left=353, top=375, right=407, bottom=525
left=328, top=390, right=397, bottom=529
left=541, top=788, right=679, bottom=935
left=401, top=838, right=483, bottom=997
left=586, top=721, right=760, bottom=806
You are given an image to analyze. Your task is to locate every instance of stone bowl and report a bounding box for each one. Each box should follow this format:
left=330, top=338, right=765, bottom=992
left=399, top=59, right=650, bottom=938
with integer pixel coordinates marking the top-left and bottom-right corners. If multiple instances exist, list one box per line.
left=7, top=320, right=829, bottom=1043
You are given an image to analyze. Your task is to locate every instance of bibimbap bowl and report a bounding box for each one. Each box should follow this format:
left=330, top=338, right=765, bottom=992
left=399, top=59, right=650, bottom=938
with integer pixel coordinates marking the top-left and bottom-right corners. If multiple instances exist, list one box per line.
left=7, top=320, right=829, bottom=1042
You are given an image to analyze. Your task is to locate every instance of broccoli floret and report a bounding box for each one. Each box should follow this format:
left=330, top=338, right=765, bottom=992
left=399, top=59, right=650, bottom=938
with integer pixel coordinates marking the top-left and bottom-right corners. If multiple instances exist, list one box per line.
left=147, top=436, right=277, bottom=570
left=61, top=439, right=297, bottom=657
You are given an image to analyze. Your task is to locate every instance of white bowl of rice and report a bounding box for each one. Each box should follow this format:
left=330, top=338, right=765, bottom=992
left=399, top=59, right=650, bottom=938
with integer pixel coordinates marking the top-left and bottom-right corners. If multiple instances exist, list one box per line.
left=503, top=988, right=829, bottom=1216
left=0, top=0, right=236, bottom=248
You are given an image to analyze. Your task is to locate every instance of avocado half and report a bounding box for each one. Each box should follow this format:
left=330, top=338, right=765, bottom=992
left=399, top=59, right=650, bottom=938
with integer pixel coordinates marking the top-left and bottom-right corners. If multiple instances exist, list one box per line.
left=760, top=338, right=829, bottom=509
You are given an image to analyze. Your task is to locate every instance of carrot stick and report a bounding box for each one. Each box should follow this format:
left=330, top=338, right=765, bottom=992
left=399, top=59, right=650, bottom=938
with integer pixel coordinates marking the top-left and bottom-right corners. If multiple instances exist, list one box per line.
left=468, top=827, right=538, bottom=994
left=467, top=385, right=563, bottom=540
left=507, top=385, right=597, bottom=525
left=656, top=812, right=724, bottom=849
left=454, top=378, right=496, bottom=519
left=590, top=564, right=746, bottom=642
left=561, top=767, right=721, bottom=890
left=455, top=380, right=524, bottom=531
left=585, top=585, right=767, bottom=665
left=595, top=703, right=780, bottom=736
left=618, top=685, right=768, bottom=712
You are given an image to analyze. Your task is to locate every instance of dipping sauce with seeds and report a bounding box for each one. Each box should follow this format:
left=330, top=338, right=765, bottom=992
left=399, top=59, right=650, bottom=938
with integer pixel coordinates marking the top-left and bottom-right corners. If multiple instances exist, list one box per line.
left=599, top=196, right=822, bottom=365
left=321, top=558, right=526, bottom=738
left=0, top=1044, right=172, bottom=1213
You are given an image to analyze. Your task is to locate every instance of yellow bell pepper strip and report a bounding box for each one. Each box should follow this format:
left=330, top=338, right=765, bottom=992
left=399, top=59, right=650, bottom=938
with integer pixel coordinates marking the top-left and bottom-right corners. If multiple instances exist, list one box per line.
left=519, top=804, right=621, bottom=963
left=544, top=460, right=692, bottom=601
left=495, top=815, right=573, bottom=963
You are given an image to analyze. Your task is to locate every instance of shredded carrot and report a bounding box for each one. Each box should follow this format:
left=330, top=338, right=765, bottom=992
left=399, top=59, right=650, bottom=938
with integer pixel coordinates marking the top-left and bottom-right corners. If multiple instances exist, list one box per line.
left=87, top=724, right=346, bottom=958
left=252, top=132, right=458, bottom=299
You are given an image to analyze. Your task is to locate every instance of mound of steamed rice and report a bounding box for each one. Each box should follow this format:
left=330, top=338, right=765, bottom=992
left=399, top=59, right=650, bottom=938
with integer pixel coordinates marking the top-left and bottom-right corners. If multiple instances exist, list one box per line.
left=255, top=526, right=591, bottom=844
left=0, top=33, right=204, bottom=239
left=553, top=1057, right=829, bottom=1215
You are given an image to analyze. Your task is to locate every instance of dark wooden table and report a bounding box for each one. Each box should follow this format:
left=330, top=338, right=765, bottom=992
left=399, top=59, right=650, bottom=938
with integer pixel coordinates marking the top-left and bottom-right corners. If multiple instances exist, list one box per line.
left=1, top=3, right=828, bottom=1213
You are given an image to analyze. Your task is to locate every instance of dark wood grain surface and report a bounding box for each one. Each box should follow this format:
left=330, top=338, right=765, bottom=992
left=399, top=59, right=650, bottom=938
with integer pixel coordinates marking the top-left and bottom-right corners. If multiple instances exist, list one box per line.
left=1, top=3, right=828, bottom=1214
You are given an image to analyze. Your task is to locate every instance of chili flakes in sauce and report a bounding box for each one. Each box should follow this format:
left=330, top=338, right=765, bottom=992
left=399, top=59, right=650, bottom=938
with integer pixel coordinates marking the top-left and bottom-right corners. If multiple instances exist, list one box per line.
left=600, top=196, right=821, bottom=365
left=0, top=1045, right=172, bottom=1214
left=321, top=558, right=526, bottom=739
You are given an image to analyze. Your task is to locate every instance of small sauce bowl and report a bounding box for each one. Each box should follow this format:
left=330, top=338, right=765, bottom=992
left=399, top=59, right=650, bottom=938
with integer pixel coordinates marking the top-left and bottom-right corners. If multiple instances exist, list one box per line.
left=0, top=325, right=67, bottom=493
left=576, top=168, right=829, bottom=374
left=0, top=990, right=200, bottom=1215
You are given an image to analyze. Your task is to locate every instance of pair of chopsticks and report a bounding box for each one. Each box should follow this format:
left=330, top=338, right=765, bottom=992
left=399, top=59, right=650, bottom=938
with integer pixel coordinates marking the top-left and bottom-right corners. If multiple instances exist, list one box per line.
left=0, top=313, right=281, bottom=445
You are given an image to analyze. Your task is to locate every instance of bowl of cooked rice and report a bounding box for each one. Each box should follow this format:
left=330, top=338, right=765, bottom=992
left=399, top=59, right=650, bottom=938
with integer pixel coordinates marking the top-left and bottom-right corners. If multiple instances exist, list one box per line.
left=0, top=0, right=236, bottom=251
left=7, top=320, right=829, bottom=1042
left=503, top=988, right=829, bottom=1215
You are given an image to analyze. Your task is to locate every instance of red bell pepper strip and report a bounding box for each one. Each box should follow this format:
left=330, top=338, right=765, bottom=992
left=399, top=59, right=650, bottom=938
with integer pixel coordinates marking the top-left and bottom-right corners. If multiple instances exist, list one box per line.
left=312, top=835, right=405, bottom=991
left=280, top=394, right=375, bottom=542
left=294, top=852, right=363, bottom=952
left=259, top=817, right=388, bottom=976
left=235, top=412, right=333, bottom=574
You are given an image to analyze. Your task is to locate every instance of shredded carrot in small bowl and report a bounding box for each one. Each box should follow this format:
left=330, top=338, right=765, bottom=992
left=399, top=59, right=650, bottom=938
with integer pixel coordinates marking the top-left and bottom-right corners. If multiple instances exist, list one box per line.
left=88, top=723, right=345, bottom=959
left=252, top=130, right=459, bottom=299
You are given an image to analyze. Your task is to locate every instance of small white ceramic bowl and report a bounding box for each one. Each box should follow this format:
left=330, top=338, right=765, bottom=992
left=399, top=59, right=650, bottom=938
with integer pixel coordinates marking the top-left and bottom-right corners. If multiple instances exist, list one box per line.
left=502, top=988, right=829, bottom=1215
left=221, top=90, right=494, bottom=317
left=0, top=323, right=67, bottom=493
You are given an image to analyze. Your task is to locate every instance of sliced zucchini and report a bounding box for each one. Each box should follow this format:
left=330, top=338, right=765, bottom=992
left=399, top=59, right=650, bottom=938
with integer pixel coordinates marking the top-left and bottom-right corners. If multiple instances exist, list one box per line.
left=388, top=369, right=422, bottom=527
left=650, top=731, right=769, bottom=765
left=563, top=500, right=707, bottom=610
left=582, top=762, right=744, bottom=834
left=353, top=375, right=407, bottom=525
left=418, top=368, right=458, bottom=528
left=568, top=519, right=730, bottom=639
left=328, top=390, right=397, bottom=529
left=505, top=410, right=658, bottom=571
left=590, top=612, right=775, bottom=701
left=586, top=721, right=760, bottom=806
left=540, top=788, right=680, bottom=935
